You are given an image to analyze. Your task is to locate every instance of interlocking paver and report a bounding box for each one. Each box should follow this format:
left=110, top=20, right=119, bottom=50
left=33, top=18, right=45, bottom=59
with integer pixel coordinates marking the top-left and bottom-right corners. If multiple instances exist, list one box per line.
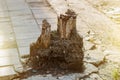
left=27, top=0, right=48, bottom=8
left=14, top=25, right=39, bottom=33
left=6, top=0, right=29, bottom=10
left=0, top=17, right=10, bottom=22
left=15, top=32, right=40, bottom=39
left=0, top=22, right=13, bottom=34
left=0, top=22, right=17, bottom=49
left=0, top=0, right=8, bottom=11
left=0, top=54, right=20, bottom=66
left=9, top=9, right=32, bottom=16
left=0, top=11, right=9, bottom=17
left=17, top=38, right=37, bottom=47
left=18, top=47, right=29, bottom=57
left=0, top=57, right=13, bottom=66
left=0, top=66, right=16, bottom=77
left=47, top=0, right=68, bottom=15
left=0, top=48, right=18, bottom=57
left=33, top=11, right=56, bottom=18
left=11, top=15, right=36, bottom=26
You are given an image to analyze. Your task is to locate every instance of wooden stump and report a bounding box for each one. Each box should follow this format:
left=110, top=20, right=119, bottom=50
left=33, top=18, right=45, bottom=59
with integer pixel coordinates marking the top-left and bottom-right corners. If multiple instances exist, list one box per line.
left=57, top=9, right=77, bottom=39
left=37, top=19, right=51, bottom=48
left=29, top=9, right=84, bottom=73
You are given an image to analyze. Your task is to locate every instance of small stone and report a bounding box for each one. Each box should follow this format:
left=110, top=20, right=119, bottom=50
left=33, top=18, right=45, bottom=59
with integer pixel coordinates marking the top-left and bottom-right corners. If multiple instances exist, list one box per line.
left=32, top=69, right=37, bottom=73
left=48, top=77, right=58, bottom=80
left=57, top=74, right=63, bottom=77
left=46, top=74, right=52, bottom=77
left=84, top=35, right=94, bottom=41
left=89, top=73, right=103, bottom=80
left=58, top=75, right=73, bottom=80
left=83, top=40, right=95, bottom=50
left=76, top=63, right=98, bottom=78
left=84, top=78, right=93, bottom=80
left=14, top=65, right=24, bottom=73
left=46, top=71, right=50, bottom=74
left=58, top=76, right=64, bottom=80
left=84, top=50, right=105, bottom=66
left=103, top=49, right=120, bottom=63
left=106, top=55, right=120, bottom=63
left=83, top=63, right=98, bottom=74
left=94, top=39, right=102, bottom=45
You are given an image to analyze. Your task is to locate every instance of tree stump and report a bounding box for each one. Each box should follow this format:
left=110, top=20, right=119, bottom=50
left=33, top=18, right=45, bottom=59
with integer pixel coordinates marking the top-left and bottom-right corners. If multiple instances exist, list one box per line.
left=57, top=9, right=77, bottom=39
left=29, top=9, right=84, bottom=73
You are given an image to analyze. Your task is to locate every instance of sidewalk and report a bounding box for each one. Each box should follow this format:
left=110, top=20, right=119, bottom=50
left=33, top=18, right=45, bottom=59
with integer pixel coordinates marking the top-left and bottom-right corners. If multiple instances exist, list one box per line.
left=0, top=0, right=57, bottom=79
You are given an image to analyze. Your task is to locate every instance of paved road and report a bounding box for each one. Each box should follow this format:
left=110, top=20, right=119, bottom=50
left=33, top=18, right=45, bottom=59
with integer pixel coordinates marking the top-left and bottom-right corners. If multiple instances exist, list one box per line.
left=0, top=0, right=57, bottom=79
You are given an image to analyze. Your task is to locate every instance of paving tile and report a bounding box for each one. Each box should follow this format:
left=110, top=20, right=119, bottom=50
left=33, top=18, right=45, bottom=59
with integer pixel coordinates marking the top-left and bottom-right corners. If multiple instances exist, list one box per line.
left=9, top=9, right=32, bottom=16
left=0, top=1, right=8, bottom=11
left=47, top=0, right=68, bottom=15
left=18, top=47, right=30, bottom=57
left=15, top=32, right=40, bottom=40
left=0, top=48, right=18, bottom=57
left=30, top=6, right=51, bottom=10
left=0, top=33, right=15, bottom=42
left=13, top=25, right=40, bottom=39
left=0, top=48, right=19, bottom=66
left=0, top=22, right=13, bottom=34
left=0, top=57, right=13, bottom=66
left=32, top=9, right=56, bottom=14
left=6, top=0, right=29, bottom=10
left=11, top=15, right=37, bottom=26
left=10, top=14, right=34, bottom=21
left=26, top=0, right=43, bottom=2
left=0, top=17, right=10, bottom=22
left=11, top=56, right=22, bottom=65
left=0, top=66, right=16, bottom=77
left=13, top=25, right=40, bottom=33
left=16, top=38, right=37, bottom=47
left=0, top=11, right=9, bottom=17
left=67, top=0, right=82, bottom=4
left=14, top=63, right=24, bottom=73
left=0, top=33, right=17, bottom=49
left=32, top=9, right=56, bottom=18
left=0, top=55, right=21, bottom=66
left=6, top=0, right=25, bottom=3
left=0, top=40, right=17, bottom=49
left=27, top=1, right=49, bottom=8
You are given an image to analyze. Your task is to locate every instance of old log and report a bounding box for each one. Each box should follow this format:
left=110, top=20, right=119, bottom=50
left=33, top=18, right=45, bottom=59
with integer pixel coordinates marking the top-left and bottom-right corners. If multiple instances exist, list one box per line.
left=29, top=9, right=84, bottom=73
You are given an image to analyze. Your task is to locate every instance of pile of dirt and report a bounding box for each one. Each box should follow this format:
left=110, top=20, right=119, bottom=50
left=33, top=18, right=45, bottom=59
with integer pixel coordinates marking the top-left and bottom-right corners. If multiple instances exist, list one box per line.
left=30, top=31, right=84, bottom=72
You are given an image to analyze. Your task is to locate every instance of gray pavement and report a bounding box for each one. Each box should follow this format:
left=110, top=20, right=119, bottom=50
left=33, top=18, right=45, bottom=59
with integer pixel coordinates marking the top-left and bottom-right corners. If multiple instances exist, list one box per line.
left=0, top=0, right=57, bottom=78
